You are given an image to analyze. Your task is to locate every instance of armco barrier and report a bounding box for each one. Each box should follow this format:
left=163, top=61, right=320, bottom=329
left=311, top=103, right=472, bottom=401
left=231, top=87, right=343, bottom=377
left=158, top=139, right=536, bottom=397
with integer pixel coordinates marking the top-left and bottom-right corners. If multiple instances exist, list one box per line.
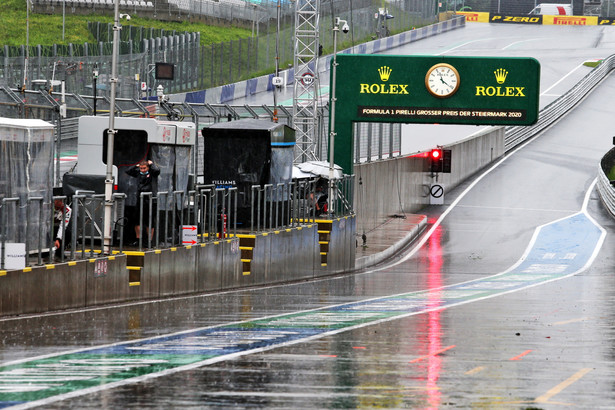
left=501, top=54, right=615, bottom=220
left=598, top=147, right=615, bottom=218
left=504, top=54, right=615, bottom=152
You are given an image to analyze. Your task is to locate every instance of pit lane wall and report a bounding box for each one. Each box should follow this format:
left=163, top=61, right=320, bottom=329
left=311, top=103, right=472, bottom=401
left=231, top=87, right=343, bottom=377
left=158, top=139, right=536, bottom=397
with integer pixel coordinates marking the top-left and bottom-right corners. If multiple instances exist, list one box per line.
left=458, top=11, right=615, bottom=26
left=0, top=219, right=357, bottom=316
left=354, top=127, right=505, bottom=219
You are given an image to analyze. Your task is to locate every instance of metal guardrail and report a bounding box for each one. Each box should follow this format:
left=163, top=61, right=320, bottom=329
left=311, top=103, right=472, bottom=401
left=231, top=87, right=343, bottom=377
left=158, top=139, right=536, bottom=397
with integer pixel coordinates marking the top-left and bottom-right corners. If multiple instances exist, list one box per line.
left=503, top=55, right=615, bottom=218
left=504, top=55, right=615, bottom=151
left=598, top=147, right=615, bottom=217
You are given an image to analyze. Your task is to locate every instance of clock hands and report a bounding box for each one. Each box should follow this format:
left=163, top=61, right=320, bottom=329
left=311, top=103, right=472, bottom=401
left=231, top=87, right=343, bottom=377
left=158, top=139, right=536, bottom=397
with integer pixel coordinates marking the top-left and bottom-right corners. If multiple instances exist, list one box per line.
left=437, top=70, right=451, bottom=87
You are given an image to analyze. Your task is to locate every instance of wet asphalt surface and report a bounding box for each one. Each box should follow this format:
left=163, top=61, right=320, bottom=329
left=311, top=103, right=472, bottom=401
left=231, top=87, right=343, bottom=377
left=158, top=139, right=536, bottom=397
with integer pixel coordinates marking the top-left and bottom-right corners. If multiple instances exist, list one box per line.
left=5, top=23, right=615, bottom=409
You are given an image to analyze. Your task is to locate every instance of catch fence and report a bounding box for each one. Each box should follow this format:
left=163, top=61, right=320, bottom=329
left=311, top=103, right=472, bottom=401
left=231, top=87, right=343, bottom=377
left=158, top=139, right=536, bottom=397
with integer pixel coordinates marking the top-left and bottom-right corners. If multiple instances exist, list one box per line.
left=1, top=0, right=437, bottom=98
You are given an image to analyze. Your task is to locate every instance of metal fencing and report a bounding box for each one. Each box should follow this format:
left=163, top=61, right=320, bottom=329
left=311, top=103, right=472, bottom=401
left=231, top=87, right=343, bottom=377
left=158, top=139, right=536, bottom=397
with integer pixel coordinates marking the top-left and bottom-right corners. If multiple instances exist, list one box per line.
left=0, top=175, right=353, bottom=268
left=1, top=0, right=437, bottom=97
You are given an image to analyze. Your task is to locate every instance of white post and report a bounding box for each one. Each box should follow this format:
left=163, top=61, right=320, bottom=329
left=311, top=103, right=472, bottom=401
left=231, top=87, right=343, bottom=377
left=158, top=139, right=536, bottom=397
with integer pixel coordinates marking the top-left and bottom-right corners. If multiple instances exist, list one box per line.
left=103, top=5, right=129, bottom=252
left=328, top=17, right=348, bottom=216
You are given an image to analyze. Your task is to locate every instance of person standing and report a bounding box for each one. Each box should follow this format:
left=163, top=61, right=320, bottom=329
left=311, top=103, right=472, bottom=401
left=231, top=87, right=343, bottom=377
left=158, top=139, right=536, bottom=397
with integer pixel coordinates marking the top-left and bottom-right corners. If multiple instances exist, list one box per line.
left=125, top=160, right=160, bottom=245
left=53, top=199, right=72, bottom=258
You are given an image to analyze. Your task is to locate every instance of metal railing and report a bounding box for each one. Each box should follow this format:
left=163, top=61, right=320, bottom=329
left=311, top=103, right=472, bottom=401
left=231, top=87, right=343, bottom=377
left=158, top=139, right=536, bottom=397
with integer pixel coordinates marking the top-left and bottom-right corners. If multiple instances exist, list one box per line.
left=504, top=55, right=615, bottom=151
left=598, top=147, right=615, bottom=218
left=0, top=175, right=354, bottom=268
left=501, top=54, right=615, bottom=219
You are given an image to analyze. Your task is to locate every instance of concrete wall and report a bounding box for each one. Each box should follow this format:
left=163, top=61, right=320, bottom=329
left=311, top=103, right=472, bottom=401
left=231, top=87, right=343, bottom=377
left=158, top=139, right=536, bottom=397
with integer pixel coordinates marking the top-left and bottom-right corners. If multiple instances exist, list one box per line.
left=0, top=218, right=354, bottom=316
left=354, top=126, right=505, bottom=219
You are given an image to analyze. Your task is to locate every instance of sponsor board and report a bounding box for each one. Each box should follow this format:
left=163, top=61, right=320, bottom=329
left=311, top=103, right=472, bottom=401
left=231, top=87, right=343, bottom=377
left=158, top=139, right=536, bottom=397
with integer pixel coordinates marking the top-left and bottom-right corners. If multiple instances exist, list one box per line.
left=463, top=12, right=603, bottom=26
left=335, top=55, right=540, bottom=126
left=490, top=14, right=543, bottom=24
left=543, top=15, right=598, bottom=25
left=457, top=11, right=490, bottom=23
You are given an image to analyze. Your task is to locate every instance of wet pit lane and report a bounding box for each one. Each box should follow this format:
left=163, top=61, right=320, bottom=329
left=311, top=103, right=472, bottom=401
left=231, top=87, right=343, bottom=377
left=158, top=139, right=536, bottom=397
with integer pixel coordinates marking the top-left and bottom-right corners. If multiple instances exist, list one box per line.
left=4, top=25, right=615, bottom=409
left=5, top=183, right=615, bottom=409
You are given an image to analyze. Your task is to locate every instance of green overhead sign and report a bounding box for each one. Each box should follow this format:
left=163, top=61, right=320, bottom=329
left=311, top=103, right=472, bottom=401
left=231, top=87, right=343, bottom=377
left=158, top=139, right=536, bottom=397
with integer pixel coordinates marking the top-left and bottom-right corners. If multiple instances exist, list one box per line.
left=330, top=54, right=541, bottom=172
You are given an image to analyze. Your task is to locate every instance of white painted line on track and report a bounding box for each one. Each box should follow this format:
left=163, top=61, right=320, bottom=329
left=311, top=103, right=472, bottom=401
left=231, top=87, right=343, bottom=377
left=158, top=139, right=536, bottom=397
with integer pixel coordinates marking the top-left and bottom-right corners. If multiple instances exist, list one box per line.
left=541, top=63, right=585, bottom=96
left=502, top=38, right=548, bottom=50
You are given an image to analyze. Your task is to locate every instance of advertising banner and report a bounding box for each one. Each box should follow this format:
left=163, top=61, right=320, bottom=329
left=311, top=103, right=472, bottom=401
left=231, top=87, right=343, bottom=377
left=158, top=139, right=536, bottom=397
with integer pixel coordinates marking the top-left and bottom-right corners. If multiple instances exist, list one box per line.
left=457, top=12, right=490, bottom=23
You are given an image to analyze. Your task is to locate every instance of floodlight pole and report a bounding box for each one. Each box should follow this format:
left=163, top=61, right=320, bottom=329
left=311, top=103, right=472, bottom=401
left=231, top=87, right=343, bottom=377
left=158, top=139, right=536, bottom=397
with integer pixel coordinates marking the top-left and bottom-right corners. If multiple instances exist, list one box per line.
left=328, top=17, right=347, bottom=216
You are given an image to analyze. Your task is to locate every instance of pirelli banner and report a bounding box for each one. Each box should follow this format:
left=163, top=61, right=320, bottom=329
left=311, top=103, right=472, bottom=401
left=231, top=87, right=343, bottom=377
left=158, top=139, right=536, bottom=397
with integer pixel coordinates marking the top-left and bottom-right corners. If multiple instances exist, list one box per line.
left=459, top=11, right=609, bottom=26
left=492, top=14, right=598, bottom=25
left=330, top=54, right=540, bottom=173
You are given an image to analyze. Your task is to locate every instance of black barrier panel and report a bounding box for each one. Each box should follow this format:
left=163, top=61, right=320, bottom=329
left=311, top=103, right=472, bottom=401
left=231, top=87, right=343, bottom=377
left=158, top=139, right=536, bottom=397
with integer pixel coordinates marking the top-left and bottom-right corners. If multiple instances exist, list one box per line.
left=20, top=267, right=48, bottom=314
left=159, top=249, right=177, bottom=297
left=220, top=239, right=242, bottom=289
left=140, top=251, right=161, bottom=299
left=85, top=256, right=129, bottom=306
left=249, top=235, right=271, bottom=286
left=174, top=246, right=197, bottom=294
left=490, top=14, right=543, bottom=24
left=599, top=18, right=615, bottom=25
left=202, top=119, right=295, bottom=227
left=48, top=261, right=87, bottom=311
left=0, top=269, right=20, bottom=316
left=62, top=174, right=106, bottom=198
left=196, top=243, right=223, bottom=292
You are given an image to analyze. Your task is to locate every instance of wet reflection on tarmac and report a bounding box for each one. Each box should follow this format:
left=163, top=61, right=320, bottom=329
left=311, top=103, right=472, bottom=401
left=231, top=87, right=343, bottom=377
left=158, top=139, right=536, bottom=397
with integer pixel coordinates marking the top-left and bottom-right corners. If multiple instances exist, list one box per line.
left=5, top=24, right=615, bottom=410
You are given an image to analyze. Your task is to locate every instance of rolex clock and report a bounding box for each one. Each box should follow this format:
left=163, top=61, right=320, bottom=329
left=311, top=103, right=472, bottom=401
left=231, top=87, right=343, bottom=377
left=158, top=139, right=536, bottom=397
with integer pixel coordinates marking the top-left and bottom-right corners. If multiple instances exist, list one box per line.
left=425, top=63, right=460, bottom=98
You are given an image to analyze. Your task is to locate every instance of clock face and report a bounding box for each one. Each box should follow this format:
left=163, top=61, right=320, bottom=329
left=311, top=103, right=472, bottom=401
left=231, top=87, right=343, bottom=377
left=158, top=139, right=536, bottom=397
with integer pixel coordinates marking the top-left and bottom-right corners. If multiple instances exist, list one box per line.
left=425, top=63, right=460, bottom=98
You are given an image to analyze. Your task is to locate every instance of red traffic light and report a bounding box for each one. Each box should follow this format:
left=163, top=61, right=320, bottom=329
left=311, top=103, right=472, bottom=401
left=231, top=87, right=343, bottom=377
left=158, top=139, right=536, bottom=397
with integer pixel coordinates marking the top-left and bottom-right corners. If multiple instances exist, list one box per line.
left=429, top=148, right=451, bottom=173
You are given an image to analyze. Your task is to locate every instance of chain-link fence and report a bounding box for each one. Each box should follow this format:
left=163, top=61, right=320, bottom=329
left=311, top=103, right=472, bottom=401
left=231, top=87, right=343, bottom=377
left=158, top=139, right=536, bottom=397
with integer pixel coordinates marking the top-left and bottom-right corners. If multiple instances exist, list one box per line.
left=2, top=0, right=437, bottom=97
